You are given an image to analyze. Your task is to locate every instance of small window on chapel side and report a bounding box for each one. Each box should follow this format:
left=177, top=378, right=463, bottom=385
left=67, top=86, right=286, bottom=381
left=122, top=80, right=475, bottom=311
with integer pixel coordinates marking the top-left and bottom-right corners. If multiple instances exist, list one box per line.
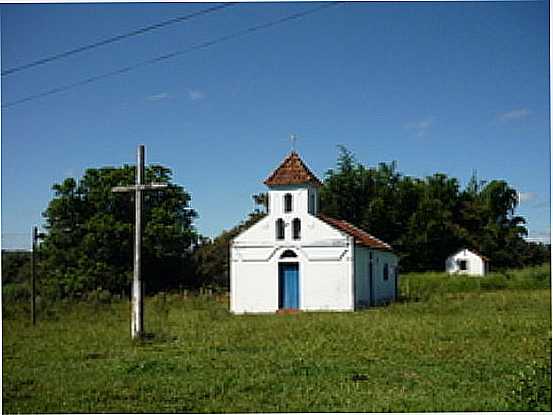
left=383, top=263, right=389, bottom=281
left=284, top=193, right=293, bottom=213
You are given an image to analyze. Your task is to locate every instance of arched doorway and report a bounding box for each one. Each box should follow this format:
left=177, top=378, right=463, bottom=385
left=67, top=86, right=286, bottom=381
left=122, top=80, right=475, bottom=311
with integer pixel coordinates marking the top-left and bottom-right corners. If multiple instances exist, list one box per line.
left=278, top=250, right=299, bottom=309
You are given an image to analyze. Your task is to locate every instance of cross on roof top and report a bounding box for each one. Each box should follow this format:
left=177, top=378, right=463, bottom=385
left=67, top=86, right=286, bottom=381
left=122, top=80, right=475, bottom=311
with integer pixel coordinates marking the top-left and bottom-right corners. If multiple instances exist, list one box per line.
left=289, top=134, right=298, bottom=152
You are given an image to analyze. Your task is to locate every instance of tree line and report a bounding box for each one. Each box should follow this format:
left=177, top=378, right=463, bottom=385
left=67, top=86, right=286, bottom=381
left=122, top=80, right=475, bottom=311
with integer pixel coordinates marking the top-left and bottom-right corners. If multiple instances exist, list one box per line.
left=320, top=147, right=548, bottom=271
left=2, top=147, right=549, bottom=299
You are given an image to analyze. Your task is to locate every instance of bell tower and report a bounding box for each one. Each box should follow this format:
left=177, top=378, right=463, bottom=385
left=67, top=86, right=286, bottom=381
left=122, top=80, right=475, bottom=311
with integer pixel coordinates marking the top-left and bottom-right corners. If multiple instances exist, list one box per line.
left=264, top=151, right=321, bottom=217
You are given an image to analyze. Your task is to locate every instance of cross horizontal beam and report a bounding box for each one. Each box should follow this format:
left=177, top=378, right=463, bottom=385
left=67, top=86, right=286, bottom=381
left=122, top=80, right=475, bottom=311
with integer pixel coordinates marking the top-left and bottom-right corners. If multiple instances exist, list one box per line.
left=112, top=183, right=169, bottom=193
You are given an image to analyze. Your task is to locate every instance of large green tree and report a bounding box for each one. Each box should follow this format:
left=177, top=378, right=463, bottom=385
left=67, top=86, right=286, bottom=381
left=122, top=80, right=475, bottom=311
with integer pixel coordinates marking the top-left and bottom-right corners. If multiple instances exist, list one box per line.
left=40, top=164, right=197, bottom=298
left=320, top=147, right=543, bottom=272
left=192, top=194, right=266, bottom=290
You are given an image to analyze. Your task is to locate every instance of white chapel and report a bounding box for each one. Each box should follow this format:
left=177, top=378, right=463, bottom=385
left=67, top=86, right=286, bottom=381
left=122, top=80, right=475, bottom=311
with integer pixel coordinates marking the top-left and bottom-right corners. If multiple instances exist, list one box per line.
left=229, top=151, right=399, bottom=314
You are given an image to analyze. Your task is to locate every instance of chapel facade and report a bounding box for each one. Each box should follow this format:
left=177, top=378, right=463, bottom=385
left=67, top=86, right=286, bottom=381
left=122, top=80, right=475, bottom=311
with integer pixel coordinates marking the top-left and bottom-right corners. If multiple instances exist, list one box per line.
left=230, top=151, right=398, bottom=314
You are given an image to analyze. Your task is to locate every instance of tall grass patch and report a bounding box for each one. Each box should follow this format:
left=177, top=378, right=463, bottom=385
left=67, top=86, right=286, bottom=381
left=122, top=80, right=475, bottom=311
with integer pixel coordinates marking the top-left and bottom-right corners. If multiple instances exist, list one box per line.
left=400, top=264, right=550, bottom=301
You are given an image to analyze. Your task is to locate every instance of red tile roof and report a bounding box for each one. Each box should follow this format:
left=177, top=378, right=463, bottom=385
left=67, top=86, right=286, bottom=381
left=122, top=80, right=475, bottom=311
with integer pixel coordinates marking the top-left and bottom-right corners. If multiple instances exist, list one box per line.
left=318, top=214, right=393, bottom=251
left=264, top=151, right=322, bottom=187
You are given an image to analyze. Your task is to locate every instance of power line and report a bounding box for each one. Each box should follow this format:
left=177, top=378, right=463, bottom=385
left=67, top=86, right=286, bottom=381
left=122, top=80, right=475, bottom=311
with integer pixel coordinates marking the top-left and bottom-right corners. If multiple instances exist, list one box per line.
left=2, top=2, right=342, bottom=109
left=1, top=2, right=236, bottom=77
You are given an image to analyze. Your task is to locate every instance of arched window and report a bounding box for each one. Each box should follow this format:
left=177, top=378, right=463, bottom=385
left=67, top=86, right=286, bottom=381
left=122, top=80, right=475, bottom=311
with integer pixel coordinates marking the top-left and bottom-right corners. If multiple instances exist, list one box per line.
left=292, top=218, right=301, bottom=240
left=284, top=193, right=293, bottom=213
left=280, top=249, right=297, bottom=259
left=276, top=219, right=285, bottom=240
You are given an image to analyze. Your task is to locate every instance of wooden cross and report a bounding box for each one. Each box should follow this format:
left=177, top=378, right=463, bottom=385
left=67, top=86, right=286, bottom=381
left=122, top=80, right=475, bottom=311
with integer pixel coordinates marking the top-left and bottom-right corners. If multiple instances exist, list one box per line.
left=112, top=145, right=168, bottom=340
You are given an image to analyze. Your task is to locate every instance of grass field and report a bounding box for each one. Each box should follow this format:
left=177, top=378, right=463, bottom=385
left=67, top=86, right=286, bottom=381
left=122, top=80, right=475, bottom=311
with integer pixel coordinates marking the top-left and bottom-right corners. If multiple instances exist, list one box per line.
left=3, top=267, right=551, bottom=413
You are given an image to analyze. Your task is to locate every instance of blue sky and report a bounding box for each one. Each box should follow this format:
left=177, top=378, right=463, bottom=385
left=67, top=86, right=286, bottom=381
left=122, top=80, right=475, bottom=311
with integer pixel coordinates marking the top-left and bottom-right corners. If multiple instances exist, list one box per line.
left=1, top=1, right=550, bottom=249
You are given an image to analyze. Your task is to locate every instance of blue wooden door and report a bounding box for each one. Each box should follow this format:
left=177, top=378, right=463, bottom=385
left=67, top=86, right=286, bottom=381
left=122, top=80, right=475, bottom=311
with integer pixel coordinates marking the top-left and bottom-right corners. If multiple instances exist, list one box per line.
left=279, top=263, right=299, bottom=309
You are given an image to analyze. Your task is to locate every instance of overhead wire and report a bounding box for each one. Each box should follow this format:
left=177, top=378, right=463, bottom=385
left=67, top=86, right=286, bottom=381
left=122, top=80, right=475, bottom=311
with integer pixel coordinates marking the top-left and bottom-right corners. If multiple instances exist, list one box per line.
left=2, top=2, right=343, bottom=109
left=1, top=2, right=236, bottom=77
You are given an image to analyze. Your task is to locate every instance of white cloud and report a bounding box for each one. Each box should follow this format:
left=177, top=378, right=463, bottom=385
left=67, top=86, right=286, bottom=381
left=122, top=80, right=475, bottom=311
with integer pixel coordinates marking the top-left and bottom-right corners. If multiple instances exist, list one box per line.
left=147, top=92, right=170, bottom=101
left=188, top=90, right=206, bottom=101
left=405, top=118, right=433, bottom=137
left=498, top=108, right=531, bottom=121
left=517, top=191, right=537, bottom=203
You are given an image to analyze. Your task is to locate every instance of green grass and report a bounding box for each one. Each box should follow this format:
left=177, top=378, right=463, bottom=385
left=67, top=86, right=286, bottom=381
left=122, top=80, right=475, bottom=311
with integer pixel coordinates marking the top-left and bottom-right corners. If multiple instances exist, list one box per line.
left=3, top=278, right=551, bottom=412
left=399, top=264, right=550, bottom=302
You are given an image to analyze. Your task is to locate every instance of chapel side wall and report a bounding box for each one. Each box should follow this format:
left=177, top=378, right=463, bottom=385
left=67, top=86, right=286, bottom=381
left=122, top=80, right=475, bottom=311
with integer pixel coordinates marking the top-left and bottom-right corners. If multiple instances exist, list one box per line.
left=373, top=250, right=398, bottom=304
left=354, top=246, right=370, bottom=307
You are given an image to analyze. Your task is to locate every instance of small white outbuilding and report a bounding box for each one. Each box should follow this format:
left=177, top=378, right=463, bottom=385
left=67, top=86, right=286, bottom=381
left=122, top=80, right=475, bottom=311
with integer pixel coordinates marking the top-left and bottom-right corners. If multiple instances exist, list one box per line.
left=230, top=151, right=399, bottom=314
left=445, top=248, right=490, bottom=276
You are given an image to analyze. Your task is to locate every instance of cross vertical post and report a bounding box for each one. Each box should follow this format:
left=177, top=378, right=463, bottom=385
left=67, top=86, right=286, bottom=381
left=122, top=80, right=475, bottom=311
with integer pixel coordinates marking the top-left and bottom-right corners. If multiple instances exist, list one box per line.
left=112, top=145, right=168, bottom=340
left=133, top=145, right=144, bottom=339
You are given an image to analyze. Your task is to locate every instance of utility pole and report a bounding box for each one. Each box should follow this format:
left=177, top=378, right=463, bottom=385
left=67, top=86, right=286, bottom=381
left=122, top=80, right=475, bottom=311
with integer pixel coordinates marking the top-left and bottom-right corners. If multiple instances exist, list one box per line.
left=31, top=226, right=37, bottom=325
left=112, top=145, right=168, bottom=339
left=30, top=226, right=45, bottom=325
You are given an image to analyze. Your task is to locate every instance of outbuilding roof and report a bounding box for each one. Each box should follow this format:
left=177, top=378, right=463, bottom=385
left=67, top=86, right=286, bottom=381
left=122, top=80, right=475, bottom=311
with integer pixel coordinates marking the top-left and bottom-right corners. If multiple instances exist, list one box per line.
left=264, top=151, right=323, bottom=187
left=450, top=248, right=490, bottom=262
left=318, top=214, right=393, bottom=251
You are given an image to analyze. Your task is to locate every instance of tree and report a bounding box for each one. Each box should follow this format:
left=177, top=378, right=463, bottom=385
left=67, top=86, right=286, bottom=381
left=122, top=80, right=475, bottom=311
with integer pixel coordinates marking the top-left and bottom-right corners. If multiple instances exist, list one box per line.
left=475, top=180, right=528, bottom=268
left=1, top=251, right=31, bottom=285
left=320, top=146, right=536, bottom=272
left=40, top=164, right=197, bottom=298
left=320, top=146, right=371, bottom=225
left=192, top=210, right=265, bottom=290
left=192, top=193, right=267, bottom=289
left=252, top=192, right=268, bottom=213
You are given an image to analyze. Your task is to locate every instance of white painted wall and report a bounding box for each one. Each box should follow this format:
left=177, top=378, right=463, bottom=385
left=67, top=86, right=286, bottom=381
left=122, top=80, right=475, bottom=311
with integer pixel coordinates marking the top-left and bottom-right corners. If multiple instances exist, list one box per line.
left=231, top=229, right=354, bottom=313
left=231, top=182, right=400, bottom=314
left=268, top=184, right=319, bottom=216
left=372, top=250, right=398, bottom=304
left=354, top=246, right=370, bottom=307
left=445, top=249, right=487, bottom=276
left=231, top=184, right=354, bottom=313
left=354, top=246, right=398, bottom=308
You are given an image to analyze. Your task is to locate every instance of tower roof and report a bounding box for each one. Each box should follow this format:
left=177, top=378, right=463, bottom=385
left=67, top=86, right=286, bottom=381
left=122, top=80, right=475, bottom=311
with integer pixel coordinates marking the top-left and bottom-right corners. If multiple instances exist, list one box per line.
left=264, top=151, right=322, bottom=187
